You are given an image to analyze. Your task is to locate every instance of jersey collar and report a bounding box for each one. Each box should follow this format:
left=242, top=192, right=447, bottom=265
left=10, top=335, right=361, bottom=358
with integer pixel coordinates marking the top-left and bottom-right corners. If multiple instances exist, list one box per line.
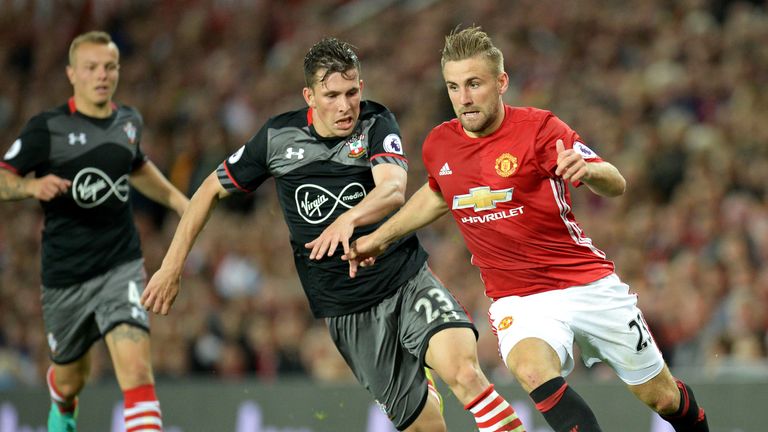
left=68, top=97, right=118, bottom=115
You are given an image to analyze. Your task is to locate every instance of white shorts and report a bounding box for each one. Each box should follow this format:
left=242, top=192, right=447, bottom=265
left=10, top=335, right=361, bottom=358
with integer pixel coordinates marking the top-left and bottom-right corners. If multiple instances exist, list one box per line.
left=488, top=273, right=665, bottom=385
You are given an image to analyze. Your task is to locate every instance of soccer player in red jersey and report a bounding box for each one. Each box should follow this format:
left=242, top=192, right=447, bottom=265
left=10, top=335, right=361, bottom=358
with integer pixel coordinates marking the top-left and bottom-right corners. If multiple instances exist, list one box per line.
left=344, top=26, right=709, bottom=432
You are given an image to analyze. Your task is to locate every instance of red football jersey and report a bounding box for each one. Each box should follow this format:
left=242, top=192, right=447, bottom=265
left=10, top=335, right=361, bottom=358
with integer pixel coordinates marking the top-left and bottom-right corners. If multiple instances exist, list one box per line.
left=424, top=105, right=615, bottom=299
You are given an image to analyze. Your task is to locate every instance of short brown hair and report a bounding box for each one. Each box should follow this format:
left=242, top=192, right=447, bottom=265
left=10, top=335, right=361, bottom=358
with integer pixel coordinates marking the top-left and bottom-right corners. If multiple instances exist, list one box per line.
left=441, top=26, right=504, bottom=74
left=68, top=31, right=117, bottom=65
left=303, top=37, right=361, bottom=88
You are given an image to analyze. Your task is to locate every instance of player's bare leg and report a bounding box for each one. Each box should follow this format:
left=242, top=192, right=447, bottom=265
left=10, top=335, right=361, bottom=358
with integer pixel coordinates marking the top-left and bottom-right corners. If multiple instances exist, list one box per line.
left=47, top=356, right=90, bottom=432
left=427, top=327, right=524, bottom=431
left=628, top=365, right=709, bottom=431
left=404, top=395, right=446, bottom=432
left=105, top=323, right=163, bottom=432
left=507, top=337, right=602, bottom=432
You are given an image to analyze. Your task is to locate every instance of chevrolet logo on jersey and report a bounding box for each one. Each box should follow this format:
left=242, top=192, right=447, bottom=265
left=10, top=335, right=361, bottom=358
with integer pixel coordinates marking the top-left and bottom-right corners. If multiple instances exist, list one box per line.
left=452, top=186, right=513, bottom=211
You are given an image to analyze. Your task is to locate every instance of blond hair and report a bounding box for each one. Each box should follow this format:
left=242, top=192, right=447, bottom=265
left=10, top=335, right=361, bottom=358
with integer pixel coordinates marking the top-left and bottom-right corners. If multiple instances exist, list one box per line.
left=441, top=26, right=504, bottom=74
left=68, top=31, right=117, bottom=65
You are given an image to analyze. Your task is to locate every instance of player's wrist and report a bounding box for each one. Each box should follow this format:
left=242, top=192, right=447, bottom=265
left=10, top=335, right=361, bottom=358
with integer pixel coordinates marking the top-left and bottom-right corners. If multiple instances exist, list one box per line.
left=159, top=259, right=184, bottom=278
left=21, top=178, right=37, bottom=199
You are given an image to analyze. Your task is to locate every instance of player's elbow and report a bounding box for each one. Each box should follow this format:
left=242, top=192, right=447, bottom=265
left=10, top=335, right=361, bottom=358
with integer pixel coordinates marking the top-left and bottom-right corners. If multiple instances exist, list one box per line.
left=596, top=165, right=626, bottom=197
left=607, top=176, right=626, bottom=197
left=381, top=180, right=406, bottom=207
left=389, top=189, right=406, bottom=208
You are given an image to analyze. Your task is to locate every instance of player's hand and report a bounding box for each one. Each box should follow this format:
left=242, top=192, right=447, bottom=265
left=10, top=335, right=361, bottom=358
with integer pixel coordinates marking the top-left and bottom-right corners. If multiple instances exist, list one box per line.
left=305, top=213, right=355, bottom=260
left=342, top=234, right=386, bottom=278
left=141, top=266, right=181, bottom=315
left=554, top=139, right=589, bottom=184
left=28, top=174, right=71, bottom=201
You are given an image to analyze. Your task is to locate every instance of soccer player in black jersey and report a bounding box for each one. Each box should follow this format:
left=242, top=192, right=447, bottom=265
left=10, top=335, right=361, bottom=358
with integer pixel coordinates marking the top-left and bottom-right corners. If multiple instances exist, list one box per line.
left=0, top=31, right=189, bottom=432
left=141, top=37, right=524, bottom=431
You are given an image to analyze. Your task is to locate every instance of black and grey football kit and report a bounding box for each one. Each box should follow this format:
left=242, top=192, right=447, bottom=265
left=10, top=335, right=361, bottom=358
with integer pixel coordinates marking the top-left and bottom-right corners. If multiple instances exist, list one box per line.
left=218, top=100, right=476, bottom=430
left=218, top=100, right=428, bottom=318
left=1, top=98, right=151, bottom=363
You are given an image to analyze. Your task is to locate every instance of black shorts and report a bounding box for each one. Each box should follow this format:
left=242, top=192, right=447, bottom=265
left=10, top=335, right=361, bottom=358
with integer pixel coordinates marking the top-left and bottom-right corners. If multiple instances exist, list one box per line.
left=327, top=263, right=477, bottom=430
left=41, top=258, right=149, bottom=364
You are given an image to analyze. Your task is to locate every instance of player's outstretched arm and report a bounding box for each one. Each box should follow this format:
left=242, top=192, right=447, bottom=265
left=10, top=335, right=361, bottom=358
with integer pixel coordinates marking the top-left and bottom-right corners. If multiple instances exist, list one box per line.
left=141, top=172, right=229, bottom=315
left=129, top=160, right=190, bottom=216
left=579, top=160, right=626, bottom=197
left=344, top=183, right=448, bottom=278
left=305, top=163, right=407, bottom=260
left=0, top=170, right=70, bottom=201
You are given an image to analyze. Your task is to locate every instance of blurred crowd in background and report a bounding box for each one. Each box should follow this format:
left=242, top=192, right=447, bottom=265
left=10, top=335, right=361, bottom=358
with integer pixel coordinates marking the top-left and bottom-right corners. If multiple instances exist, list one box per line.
left=1, top=0, right=768, bottom=390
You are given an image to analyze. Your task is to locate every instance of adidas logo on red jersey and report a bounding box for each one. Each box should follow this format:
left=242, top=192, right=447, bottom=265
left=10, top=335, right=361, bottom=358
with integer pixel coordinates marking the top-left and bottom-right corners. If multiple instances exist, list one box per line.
left=438, top=163, right=453, bottom=176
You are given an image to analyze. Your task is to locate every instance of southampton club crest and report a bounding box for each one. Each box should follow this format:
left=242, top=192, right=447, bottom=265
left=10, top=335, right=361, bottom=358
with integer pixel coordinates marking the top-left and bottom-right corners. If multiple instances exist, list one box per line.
left=123, top=121, right=137, bottom=144
left=346, top=133, right=366, bottom=158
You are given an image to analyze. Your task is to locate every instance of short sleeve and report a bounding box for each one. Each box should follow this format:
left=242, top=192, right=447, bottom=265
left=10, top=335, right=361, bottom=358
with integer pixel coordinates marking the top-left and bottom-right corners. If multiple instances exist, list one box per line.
left=129, top=110, right=147, bottom=171
left=427, top=172, right=441, bottom=192
left=534, top=114, right=603, bottom=180
left=368, top=110, right=408, bottom=171
left=1, top=115, right=51, bottom=176
left=216, top=124, right=271, bottom=193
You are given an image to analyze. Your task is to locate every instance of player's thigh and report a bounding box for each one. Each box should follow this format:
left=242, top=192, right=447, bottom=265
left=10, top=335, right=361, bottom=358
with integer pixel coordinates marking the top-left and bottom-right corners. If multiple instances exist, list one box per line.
left=489, top=292, right=576, bottom=378
left=42, top=282, right=102, bottom=365
left=94, top=258, right=150, bottom=336
left=571, top=274, right=665, bottom=385
left=96, top=259, right=153, bottom=384
left=425, top=327, right=479, bottom=372
left=327, top=296, right=426, bottom=431
left=399, top=264, right=477, bottom=368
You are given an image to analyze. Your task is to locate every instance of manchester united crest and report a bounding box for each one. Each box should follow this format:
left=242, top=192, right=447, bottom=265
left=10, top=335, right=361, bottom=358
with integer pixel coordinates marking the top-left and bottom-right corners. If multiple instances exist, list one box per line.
left=494, top=153, right=518, bottom=177
left=498, top=316, right=514, bottom=331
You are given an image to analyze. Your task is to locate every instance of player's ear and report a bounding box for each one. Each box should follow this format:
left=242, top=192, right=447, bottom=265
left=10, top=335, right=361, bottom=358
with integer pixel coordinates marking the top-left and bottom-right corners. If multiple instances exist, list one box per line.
left=359, top=79, right=364, bottom=93
left=302, top=87, right=314, bottom=107
left=66, top=65, right=75, bottom=85
left=497, top=71, right=509, bottom=95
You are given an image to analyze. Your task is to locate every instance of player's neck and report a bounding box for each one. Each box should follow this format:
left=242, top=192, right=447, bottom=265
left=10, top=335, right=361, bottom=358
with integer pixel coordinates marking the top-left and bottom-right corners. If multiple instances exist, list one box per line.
left=72, top=95, right=113, bottom=118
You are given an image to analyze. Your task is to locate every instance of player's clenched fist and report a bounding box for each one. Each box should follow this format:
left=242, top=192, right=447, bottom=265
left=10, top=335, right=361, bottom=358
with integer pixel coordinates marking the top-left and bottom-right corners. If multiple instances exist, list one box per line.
left=554, top=139, right=589, bottom=184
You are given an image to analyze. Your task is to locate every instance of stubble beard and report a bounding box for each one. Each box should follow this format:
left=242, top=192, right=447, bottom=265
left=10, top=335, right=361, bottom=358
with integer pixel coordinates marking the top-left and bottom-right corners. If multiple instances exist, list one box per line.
left=460, top=110, right=497, bottom=135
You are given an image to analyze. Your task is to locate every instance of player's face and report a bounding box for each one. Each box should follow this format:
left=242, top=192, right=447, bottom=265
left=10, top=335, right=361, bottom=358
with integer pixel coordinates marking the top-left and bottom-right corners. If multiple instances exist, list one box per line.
left=66, top=42, right=120, bottom=114
left=303, top=69, right=363, bottom=138
left=443, top=56, right=508, bottom=138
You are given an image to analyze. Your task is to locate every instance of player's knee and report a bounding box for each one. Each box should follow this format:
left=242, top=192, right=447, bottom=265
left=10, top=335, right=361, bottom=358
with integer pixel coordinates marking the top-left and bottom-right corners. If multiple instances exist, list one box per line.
left=437, top=357, right=482, bottom=388
left=453, top=362, right=484, bottom=390
left=115, top=357, right=154, bottom=385
left=56, top=376, right=87, bottom=399
left=509, top=362, right=556, bottom=391
left=407, top=402, right=446, bottom=432
left=407, top=418, right=446, bottom=432
left=639, top=385, right=679, bottom=415
left=127, top=363, right=154, bottom=383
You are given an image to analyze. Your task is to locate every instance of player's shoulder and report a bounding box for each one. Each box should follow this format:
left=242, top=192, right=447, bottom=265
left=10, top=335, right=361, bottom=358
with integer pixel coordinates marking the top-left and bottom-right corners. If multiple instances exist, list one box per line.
left=114, top=102, right=142, bottom=116
left=23, top=103, right=69, bottom=131
left=359, top=100, right=393, bottom=119
left=506, top=106, right=553, bottom=124
left=113, top=102, right=144, bottom=124
left=427, top=117, right=461, bottom=139
left=266, top=107, right=311, bottom=129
